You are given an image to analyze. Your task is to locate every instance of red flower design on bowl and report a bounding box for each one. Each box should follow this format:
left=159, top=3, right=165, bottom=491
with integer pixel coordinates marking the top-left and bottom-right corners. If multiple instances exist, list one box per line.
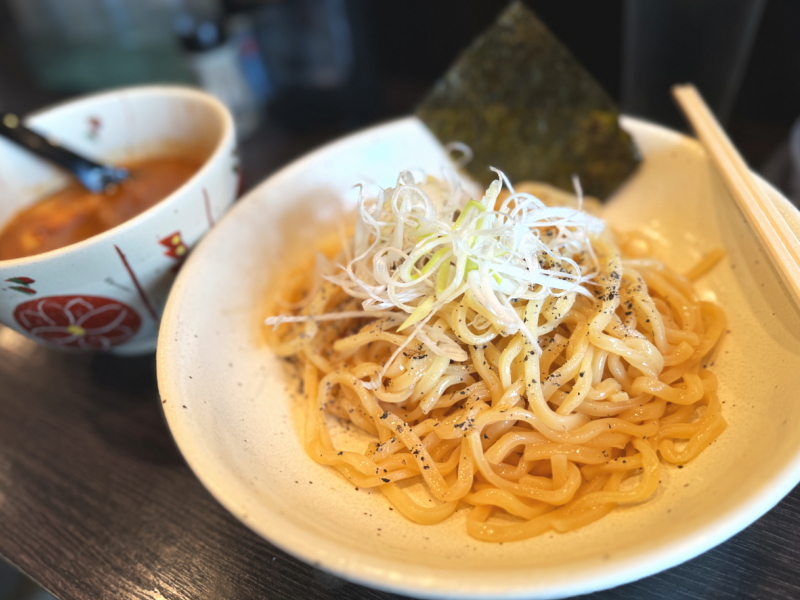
left=13, top=295, right=141, bottom=350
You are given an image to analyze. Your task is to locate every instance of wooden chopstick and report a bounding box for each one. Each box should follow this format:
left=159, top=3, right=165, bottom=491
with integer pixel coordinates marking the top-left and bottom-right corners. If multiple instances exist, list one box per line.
left=672, top=83, right=800, bottom=307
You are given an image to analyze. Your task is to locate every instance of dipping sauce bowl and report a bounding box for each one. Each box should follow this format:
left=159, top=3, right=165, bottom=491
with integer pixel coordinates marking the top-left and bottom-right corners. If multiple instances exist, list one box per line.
left=0, top=86, right=238, bottom=354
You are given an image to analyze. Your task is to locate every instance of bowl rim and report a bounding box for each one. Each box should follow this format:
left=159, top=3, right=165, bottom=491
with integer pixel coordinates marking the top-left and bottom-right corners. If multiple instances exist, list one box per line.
left=157, top=114, right=800, bottom=599
left=0, top=85, right=235, bottom=268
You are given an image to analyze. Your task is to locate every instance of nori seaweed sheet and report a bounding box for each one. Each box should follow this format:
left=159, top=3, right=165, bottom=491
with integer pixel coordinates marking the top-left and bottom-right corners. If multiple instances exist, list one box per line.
left=416, top=1, right=639, bottom=199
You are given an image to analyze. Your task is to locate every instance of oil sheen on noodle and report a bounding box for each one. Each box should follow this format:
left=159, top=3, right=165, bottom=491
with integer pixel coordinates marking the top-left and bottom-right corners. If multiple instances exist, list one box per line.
left=265, top=171, right=726, bottom=543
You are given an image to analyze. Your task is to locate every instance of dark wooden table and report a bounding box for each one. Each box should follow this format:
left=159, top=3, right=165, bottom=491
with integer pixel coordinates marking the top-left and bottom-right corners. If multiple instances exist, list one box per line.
left=0, top=119, right=799, bottom=600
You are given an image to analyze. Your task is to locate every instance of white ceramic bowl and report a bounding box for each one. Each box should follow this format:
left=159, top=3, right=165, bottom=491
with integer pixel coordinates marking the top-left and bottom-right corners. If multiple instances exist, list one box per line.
left=0, top=86, right=238, bottom=354
left=157, top=116, right=800, bottom=598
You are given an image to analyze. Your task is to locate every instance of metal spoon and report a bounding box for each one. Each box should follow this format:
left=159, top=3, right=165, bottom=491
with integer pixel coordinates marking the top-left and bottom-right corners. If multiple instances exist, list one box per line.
left=0, top=112, right=128, bottom=194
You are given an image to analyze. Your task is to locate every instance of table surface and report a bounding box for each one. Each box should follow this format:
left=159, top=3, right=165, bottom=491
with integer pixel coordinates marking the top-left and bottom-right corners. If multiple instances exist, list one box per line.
left=2, top=116, right=800, bottom=600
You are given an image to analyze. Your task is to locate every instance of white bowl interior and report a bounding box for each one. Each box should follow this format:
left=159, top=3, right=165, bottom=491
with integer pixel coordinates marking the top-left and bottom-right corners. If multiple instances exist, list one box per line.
left=158, top=117, right=800, bottom=599
left=0, top=86, right=227, bottom=229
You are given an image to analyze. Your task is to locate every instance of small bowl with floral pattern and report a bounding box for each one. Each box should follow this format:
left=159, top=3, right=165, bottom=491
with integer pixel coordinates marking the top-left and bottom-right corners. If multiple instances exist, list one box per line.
left=0, top=86, right=238, bottom=354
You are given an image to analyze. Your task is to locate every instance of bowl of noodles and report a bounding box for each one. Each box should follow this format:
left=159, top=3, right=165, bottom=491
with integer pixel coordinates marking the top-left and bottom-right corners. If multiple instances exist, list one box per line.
left=157, top=116, right=800, bottom=599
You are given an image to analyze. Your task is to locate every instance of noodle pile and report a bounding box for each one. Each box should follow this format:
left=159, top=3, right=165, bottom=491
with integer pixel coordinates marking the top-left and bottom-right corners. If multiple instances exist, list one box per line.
left=265, top=171, right=726, bottom=542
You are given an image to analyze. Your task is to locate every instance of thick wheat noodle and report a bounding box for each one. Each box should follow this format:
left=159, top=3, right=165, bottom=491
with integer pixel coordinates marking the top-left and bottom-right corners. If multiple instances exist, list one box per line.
left=266, top=218, right=726, bottom=543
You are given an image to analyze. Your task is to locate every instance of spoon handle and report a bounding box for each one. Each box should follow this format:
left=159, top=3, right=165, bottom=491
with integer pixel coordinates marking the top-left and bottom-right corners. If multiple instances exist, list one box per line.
left=0, top=113, right=127, bottom=193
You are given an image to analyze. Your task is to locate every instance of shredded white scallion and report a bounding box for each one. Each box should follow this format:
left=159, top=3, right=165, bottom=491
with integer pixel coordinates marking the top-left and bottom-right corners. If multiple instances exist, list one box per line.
left=265, top=168, right=605, bottom=374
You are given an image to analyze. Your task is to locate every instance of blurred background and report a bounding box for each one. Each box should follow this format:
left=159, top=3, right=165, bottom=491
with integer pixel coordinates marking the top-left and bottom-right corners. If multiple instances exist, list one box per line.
left=0, top=0, right=799, bottom=596
left=1, top=0, right=799, bottom=199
